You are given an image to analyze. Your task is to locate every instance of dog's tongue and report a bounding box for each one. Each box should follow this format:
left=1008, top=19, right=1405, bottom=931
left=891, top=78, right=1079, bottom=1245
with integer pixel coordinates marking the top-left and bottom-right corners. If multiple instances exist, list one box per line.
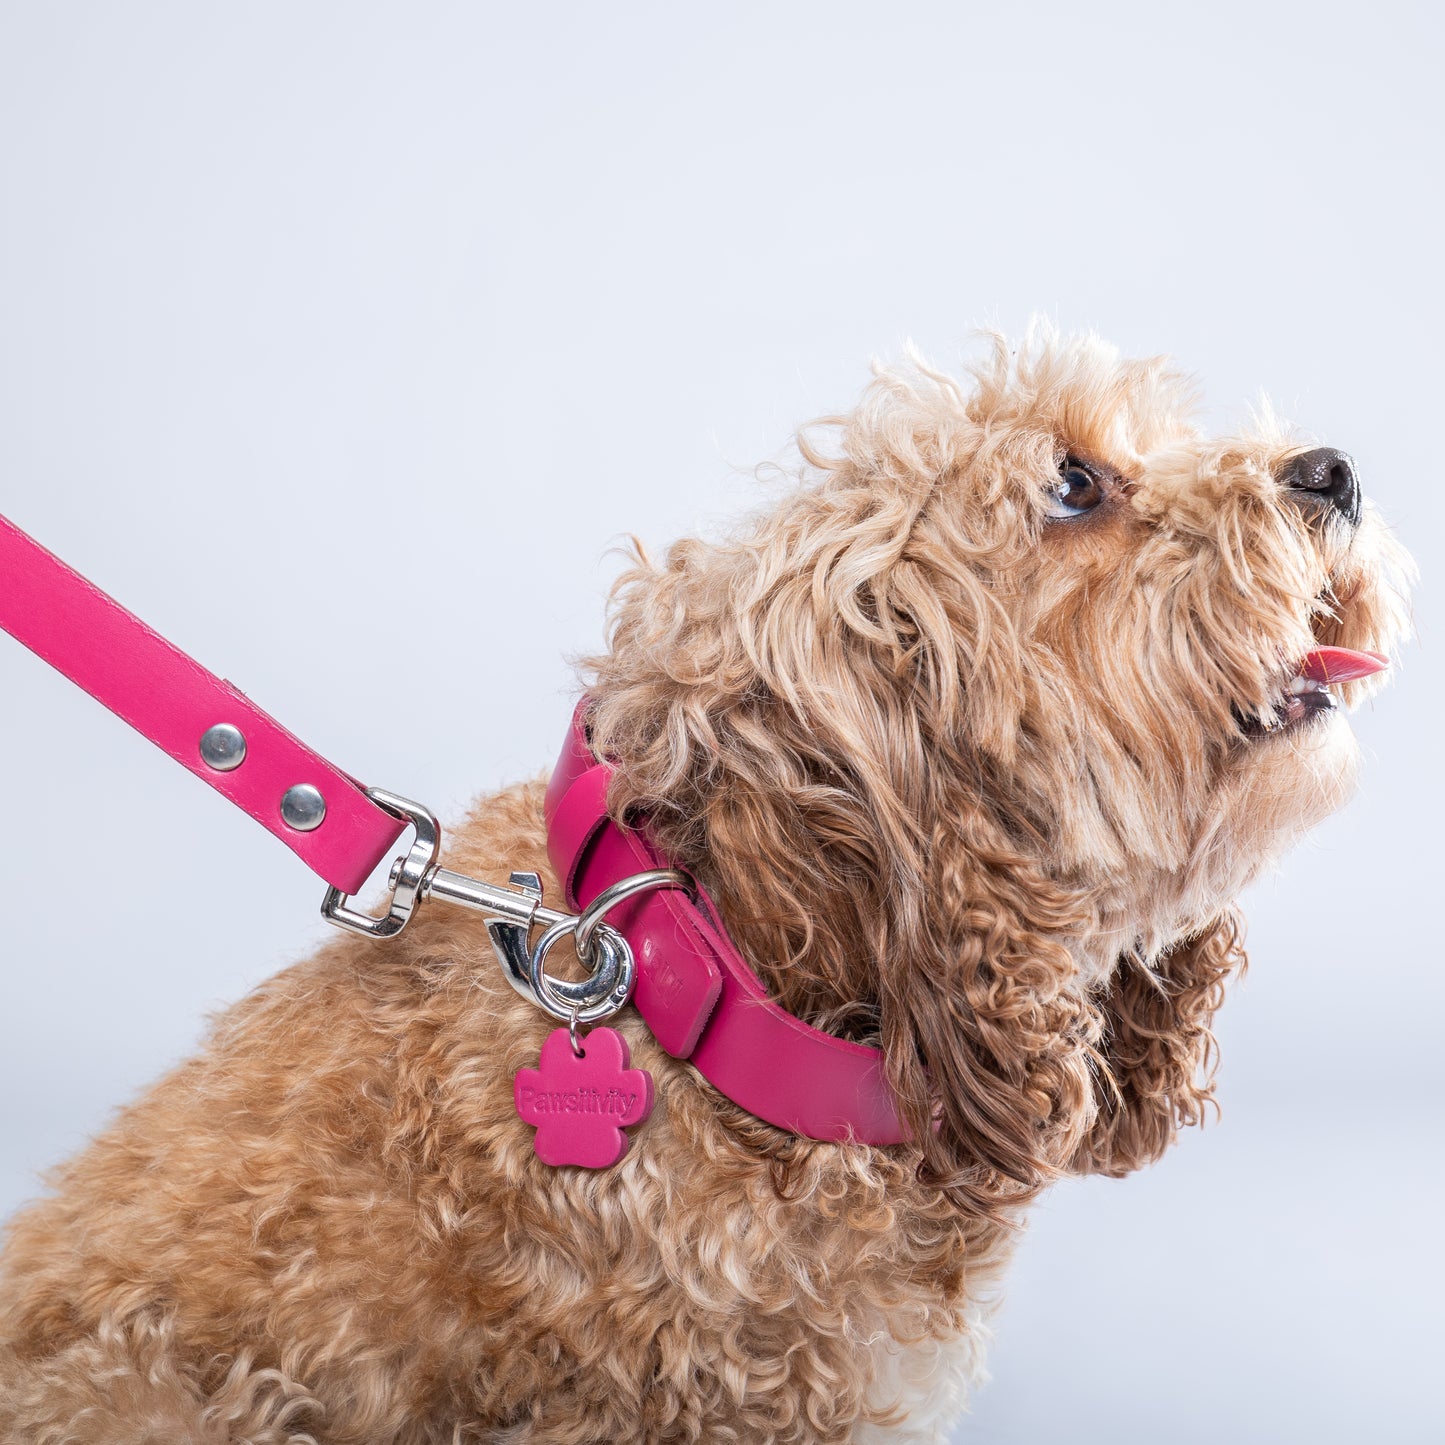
left=1299, top=647, right=1391, bottom=684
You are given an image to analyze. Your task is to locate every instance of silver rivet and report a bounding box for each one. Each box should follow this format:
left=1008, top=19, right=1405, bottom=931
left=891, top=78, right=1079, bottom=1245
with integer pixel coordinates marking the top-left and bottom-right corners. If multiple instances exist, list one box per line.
left=199, top=723, right=247, bottom=772
left=280, top=784, right=326, bottom=832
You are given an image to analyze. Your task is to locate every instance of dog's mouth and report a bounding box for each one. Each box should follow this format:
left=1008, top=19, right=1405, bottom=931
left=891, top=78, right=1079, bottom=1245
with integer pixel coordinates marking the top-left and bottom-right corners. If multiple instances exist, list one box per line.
left=1232, top=646, right=1390, bottom=740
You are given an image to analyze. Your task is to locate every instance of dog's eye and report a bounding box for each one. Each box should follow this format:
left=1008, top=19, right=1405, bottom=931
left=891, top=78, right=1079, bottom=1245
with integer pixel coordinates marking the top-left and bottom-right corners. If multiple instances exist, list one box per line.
left=1045, top=459, right=1105, bottom=519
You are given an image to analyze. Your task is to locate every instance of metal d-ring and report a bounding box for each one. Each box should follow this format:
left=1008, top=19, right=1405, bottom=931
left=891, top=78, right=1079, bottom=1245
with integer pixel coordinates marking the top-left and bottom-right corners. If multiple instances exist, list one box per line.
left=574, top=868, right=693, bottom=962
left=527, top=915, right=636, bottom=1026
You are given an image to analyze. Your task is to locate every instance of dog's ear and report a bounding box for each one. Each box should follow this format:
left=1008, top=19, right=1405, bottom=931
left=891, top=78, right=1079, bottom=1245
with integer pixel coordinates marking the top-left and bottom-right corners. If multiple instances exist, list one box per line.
left=877, top=787, right=1103, bottom=1218
left=1068, top=909, right=1247, bottom=1177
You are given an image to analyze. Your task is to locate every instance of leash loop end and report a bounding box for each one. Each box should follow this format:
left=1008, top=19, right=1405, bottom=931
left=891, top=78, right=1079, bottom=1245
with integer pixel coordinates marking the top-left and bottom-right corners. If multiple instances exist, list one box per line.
left=320, top=788, right=441, bottom=939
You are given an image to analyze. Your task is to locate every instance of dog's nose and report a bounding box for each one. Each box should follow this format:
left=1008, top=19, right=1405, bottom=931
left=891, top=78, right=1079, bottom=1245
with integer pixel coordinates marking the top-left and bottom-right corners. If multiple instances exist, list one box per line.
left=1277, top=447, right=1361, bottom=527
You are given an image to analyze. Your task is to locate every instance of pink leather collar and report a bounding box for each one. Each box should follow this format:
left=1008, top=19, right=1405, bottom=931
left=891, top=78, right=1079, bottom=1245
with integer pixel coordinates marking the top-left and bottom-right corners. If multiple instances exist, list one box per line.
left=545, top=703, right=908, bottom=1146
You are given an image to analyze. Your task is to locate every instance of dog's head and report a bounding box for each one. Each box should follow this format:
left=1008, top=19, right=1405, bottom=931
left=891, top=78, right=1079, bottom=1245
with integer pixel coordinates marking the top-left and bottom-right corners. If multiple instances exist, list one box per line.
left=587, top=331, right=1413, bottom=1213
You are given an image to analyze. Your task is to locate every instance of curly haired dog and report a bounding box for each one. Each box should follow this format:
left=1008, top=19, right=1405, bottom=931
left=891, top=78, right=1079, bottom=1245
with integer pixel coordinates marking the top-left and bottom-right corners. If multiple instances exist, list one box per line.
left=0, top=332, right=1412, bottom=1442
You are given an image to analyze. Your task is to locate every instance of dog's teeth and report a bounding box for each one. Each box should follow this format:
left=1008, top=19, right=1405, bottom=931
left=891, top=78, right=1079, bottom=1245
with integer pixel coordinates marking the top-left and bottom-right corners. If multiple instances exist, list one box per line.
left=1285, top=674, right=1326, bottom=696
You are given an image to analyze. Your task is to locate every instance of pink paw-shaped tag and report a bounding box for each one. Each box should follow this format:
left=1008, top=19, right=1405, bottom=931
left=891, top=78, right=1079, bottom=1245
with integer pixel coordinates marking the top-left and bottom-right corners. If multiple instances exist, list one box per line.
left=514, top=1026, right=654, bottom=1168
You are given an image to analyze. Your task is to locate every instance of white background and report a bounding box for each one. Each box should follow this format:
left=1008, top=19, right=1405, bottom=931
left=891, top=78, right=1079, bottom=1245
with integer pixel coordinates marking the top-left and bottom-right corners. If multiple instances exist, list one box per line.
left=0, top=4, right=1440, bottom=1440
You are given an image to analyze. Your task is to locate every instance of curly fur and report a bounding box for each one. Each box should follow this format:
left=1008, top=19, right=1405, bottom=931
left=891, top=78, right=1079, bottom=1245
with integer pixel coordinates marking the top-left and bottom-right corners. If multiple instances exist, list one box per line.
left=0, top=330, right=1413, bottom=1441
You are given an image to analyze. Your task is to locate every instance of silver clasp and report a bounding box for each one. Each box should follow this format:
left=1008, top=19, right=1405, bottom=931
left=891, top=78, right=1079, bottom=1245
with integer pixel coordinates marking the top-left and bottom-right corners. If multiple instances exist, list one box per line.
left=320, top=788, right=442, bottom=940
left=321, top=787, right=689, bottom=1027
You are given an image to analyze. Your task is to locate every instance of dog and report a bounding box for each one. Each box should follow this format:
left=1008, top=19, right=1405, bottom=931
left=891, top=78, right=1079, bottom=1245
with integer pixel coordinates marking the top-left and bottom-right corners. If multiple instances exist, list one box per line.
left=0, top=331, right=1413, bottom=1442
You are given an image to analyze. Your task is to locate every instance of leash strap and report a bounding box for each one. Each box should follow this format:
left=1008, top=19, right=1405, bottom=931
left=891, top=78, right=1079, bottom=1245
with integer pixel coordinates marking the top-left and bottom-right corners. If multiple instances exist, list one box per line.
left=0, top=512, right=407, bottom=893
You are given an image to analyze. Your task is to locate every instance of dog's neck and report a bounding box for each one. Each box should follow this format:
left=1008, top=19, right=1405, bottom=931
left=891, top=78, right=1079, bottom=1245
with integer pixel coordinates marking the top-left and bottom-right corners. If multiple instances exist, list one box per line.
left=624, top=729, right=1138, bottom=1019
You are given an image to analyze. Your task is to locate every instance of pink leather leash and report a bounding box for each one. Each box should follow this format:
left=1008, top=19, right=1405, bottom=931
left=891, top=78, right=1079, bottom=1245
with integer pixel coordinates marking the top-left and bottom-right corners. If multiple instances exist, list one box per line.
left=546, top=704, right=907, bottom=1145
left=0, top=512, right=406, bottom=893
left=1, top=508, right=907, bottom=1148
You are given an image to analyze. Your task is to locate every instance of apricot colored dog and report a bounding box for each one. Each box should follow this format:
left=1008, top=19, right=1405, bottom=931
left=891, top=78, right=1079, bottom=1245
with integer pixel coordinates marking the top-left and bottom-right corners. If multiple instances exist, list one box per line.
left=0, top=333, right=1412, bottom=1442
